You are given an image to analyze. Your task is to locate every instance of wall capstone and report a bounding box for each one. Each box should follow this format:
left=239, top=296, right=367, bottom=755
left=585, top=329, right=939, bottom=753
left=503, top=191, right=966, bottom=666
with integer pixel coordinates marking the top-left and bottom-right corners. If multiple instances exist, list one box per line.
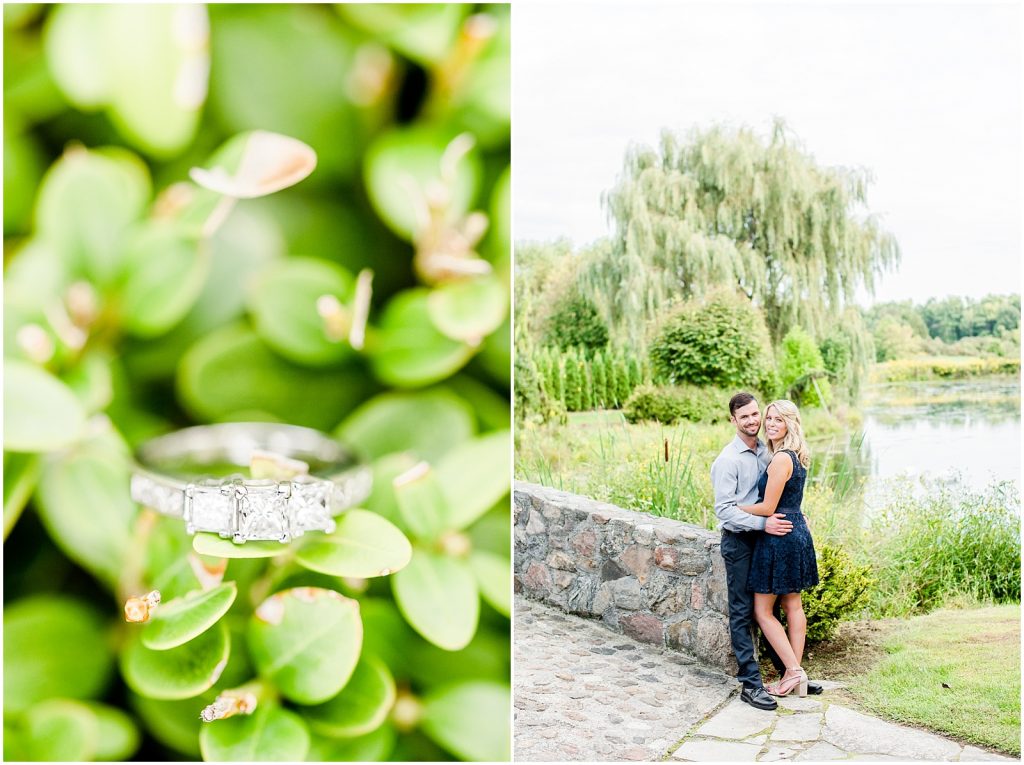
left=514, top=481, right=738, bottom=673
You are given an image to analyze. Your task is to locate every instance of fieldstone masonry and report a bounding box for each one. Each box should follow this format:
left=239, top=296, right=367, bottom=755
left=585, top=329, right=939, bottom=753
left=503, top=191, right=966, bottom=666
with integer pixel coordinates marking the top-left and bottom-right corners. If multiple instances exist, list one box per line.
left=514, top=481, right=736, bottom=671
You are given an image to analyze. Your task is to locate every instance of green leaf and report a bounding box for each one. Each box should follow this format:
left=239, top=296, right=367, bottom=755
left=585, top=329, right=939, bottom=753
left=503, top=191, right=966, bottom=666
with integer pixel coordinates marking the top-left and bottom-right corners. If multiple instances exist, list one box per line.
left=63, top=351, right=114, bottom=413
left=3, top=451, right=39, bottom=539
left=24, top=699, right=100, bottom=762
left=437, top=429, right=510, bottom=530
left=392, top=463, right=448, bottom=540
left=295, top=509, right=411, bottom=578
left=142, top=582, right=238, bottom=650
left=304, top=655, right=396, bottom=738
left=305, top=725, right=396, bottom=762
left=469, top=550, right=511, bottom=617
left=143, top=515, right=204, bottom=601
left=129, top=691, right=210, bottom=759
left=446, top=375, right=511, bottom=432
left=82, top=701, right=141, bottom=761
left=3, top=360, right=87, bottom=452
left=3, top=595, right=114, bottom=715
left=467, top=503, right=511, bottom=557
left=34, top=440, right=135, bottom=586
left=248, top=587, right=362, bottom=704
left=486, top=164, right=511, bottom=267
left=426, top=275, right=508, bottom=343
left=42, top=4, right=109, bottom=108
left=337, top=4, right=466, bottom=66
left=34, top=145, right=150, bottom=284
left=364, top=125, right=481, bottom=240
left=359, top=598, right=416, bottom=680
left=392, top=551, right=479, bottom=651
left=200, top=704, right=310, bottom=763
left=193, top=533, right=290, bottom=559
left=370, top=289, right=475, bottom=388
left=122, top=621, right=230, bottom=700
left=364, top=452, right=419, bottom=532
left=421, top=680, right=511, bottom=762
left=119, top=222, right=211, bottom=337
left=178, top=324, right=374, bottom=431
left=249, top=257, right=355, bottom=366
left=336, top=388, right=475, bottom=463
left=409, top=628, right=509, bottom=689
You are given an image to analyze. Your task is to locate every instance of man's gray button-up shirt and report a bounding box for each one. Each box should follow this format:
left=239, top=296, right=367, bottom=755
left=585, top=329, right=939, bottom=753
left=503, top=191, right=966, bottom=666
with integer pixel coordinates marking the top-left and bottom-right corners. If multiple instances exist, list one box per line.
left=710, top=435, right=771, bottom=532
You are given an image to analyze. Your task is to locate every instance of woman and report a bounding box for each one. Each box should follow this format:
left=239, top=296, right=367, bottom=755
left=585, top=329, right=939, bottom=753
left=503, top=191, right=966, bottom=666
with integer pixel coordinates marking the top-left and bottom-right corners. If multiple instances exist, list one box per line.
left=738, top=399, right=819, bottom=697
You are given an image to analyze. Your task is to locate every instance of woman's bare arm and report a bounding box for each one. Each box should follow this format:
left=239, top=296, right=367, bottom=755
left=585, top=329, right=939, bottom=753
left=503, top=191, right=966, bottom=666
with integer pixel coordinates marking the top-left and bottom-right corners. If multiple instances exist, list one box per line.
left=738, top=453, right=793, bottom=517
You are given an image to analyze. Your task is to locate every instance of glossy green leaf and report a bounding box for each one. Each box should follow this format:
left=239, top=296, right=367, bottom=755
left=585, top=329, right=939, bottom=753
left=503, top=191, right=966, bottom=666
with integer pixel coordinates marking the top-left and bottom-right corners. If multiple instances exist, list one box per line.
left=2, top=239, right=67, bottom=312
left=200, top=704, right=310, bottom=763
left=337, top=4, right=466, bottom=65
left=142, top=582, right=238, bottom=650
left=467, top=503, right=511, bottom=557
left=63, top=351, right=114, bottom=414
left=304, top=655, right=396, bottom=738
left=446, top=375, right=511, bottom=432
left=364, top=452, right=418, bottom=532
left=487, top=164, right=511, bottom=266
left=358, top=598, right=416, bottom=680
left=444, top=8, right=511, bottom=147
left=305, top=724, right=396, bottom=762
left=437, top=429, right=511, bottom=530
left=34, top=145, right=150, bottom=284
left=336, top=388, right=475, bottom=462
left=393, top=463, right=448, bottom=540
left=3, top=596, right=114, bottom=715
left=392, top=551, right=479, bottom=651
left=143, top=515, right=204, bottom=601
left=469, top=550, right=511, bottom=617
left=364, top=126, right=481, bottom=240
left=477, top=312, right=511, bottom=385
left=43, top=4, right=108, bottom=107
left=3, top=451, right=39, bottom=539
left=421, top=680, right=511, bottom=762
left=296, top=509, right=411, bottom=578
left=3, top=360, right=87, bottom=452
left=248, top=587, right=362, bottom=704
left=24, top=699, right=100, bottom=762
left=122, top=621, right=230, bottom=700
left=83, top=701, right=141, bottom=761
left=129, top=691, right=211, bottom=759
left=178, top=324, right=375, bottom=431
left=409, top=628, right=509, bottom=689
left=371, top=289, right=475, bottom=388
left=249, top=257, right=354, bottom=366
left=427, top=275, right=508, bottom=343
left=193, top=533, right=290, bottom=559
left=119, top=223, right=210, bottom=337
left=34, top=441, right=135, bottom=586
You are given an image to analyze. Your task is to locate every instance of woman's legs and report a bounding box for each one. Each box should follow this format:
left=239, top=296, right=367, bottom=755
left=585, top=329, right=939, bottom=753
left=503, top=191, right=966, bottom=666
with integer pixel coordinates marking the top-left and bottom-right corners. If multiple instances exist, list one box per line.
left=779, top=593, right=807, bottom=667
left=753, top=593, right=798, bottom=669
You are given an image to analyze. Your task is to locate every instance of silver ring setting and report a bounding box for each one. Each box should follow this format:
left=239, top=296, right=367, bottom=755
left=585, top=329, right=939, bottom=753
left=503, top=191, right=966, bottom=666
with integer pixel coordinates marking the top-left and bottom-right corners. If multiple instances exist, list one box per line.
left=130, top=423, right=371, bottom=543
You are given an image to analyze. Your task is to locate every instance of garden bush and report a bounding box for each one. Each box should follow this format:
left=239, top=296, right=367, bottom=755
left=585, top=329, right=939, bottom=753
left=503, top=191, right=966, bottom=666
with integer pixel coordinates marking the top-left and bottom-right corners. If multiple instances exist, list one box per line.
left=3, top=5, right=510, bottom=762
left=801, top=545, right=874, bottom=642
left=648, top=290, right=774, bottom=389
left=623, top=384, right=729, bottom=425
left=778, top=326, right=832, bottom=408
left=544, top=294, right=609, bottom=354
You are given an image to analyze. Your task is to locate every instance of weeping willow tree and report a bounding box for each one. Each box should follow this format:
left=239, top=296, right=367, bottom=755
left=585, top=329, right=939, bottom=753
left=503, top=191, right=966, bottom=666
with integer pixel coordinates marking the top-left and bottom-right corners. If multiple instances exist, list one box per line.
left=597, top=120, right=900, bottom=347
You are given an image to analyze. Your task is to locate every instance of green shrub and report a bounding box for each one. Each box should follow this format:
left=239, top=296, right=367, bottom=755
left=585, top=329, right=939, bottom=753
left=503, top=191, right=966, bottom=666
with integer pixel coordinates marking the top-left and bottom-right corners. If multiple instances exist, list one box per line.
left=778, top=326, right=832, bottom=408
left=870, top=356, right=1022, bottom=383
left=591, top=350, right=608, bottom=408
left=562, top=347, right=583, bottom=411
left=801, top=545, right=875, bottom=642
left=580, top=356, right=594, bottom=410
left=649, top=290, right=773, bottom=389
left=545, top=294, right=609, bottom=354
left=623, top=384, right=730, bottom=425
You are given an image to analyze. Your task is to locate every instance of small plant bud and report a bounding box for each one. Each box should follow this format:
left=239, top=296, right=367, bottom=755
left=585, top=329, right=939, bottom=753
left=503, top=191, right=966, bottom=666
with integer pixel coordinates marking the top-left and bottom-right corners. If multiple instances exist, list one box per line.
left=200, top=690, right=257, bottom=722
left=438, top=530, right=472, bottom=558
left=390, top=688, right=423, bottom=732
left=346, top=44, right=394, bottom=106
left=317, top=294, right=352, bottom=342
left=66, top=281, right=98, bottom=327
left=16, top=324, right=54, bottom=364
left=348, top=269, right=374, bottom=350
left=124, top=590, right=161, bottom=623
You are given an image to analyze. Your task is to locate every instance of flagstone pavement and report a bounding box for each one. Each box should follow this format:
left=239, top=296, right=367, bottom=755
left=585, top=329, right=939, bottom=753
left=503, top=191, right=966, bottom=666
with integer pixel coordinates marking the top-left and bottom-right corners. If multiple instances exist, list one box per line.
left=514, top=597, right=1016, bottom=763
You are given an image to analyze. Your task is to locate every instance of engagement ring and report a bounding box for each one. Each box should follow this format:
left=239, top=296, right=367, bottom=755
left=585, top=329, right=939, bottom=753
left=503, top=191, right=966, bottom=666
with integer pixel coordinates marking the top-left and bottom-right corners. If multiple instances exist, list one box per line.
left=130, top=423, right=371, bottom=543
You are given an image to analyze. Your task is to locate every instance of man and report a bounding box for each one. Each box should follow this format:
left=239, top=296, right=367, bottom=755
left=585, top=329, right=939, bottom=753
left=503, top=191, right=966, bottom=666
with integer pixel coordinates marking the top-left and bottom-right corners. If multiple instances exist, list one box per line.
left=710, top=392, right=822, bottom=710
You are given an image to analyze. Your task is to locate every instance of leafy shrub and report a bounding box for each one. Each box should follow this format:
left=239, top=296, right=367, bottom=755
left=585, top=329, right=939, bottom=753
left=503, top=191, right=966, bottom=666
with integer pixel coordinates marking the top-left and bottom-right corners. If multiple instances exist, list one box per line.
left=869, top=481, right=1020, bottom=616
left=801, top=545, right=875, bottom=642
left=778, top=326, right=832, bottom=408
left=544, top=294, right=609, bottom=354
left=591, top=350, right=609, bottom=407
left=649, top=290, right=773, bottom=389
left=623, top=384, right=729, bottom=425
left=4, top=5, right=510, bottom=762
left=870, top=356, right=1021, bottom=383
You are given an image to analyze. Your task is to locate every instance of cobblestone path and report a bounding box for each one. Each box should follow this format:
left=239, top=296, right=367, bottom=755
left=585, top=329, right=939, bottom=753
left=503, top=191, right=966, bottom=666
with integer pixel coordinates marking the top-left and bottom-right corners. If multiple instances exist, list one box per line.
left=514, top=598, right=1015, bottom=762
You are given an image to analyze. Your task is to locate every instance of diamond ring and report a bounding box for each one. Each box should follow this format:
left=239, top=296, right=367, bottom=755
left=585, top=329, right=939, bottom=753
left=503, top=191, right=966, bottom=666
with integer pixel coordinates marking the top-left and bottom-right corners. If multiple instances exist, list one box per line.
left=130, top=423, right=371, bottom=544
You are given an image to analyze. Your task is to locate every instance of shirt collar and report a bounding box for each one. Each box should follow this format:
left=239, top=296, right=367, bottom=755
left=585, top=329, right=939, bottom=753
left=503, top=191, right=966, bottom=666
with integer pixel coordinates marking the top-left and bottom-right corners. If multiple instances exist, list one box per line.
left=731, top=435, right=765, bottom=456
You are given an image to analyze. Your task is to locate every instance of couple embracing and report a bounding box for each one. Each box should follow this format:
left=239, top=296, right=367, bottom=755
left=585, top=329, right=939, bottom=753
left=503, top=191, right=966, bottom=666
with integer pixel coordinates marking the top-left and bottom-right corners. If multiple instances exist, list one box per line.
left=711, top=392, right=821, bottom=711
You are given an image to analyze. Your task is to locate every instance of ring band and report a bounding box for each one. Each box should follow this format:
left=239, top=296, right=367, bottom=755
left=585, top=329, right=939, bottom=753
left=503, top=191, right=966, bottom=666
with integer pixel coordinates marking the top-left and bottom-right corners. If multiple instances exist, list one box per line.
left=130, top=423, right=371, bottom=543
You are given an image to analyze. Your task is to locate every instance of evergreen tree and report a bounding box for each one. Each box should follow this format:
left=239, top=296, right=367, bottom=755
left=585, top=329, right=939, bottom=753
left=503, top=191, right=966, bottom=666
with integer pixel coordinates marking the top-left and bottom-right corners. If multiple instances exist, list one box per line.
left=580, top=355, right=594, bottom=411
left=592, top=350, right=608, bottom=408
left=563, top=347, right=582, bottom=411
left=545, top=294, right=609, bottom=355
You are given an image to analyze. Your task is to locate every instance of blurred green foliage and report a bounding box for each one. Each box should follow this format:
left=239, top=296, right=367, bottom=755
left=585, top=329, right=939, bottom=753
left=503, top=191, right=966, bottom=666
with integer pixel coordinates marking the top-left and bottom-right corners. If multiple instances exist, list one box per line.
left=4, top=4, right=510, bottom=762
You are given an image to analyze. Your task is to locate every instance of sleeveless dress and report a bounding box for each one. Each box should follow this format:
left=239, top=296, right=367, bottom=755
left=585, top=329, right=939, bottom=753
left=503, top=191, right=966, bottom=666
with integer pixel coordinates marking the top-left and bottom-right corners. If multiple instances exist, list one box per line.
left=746, top=449, right=819, bottom=594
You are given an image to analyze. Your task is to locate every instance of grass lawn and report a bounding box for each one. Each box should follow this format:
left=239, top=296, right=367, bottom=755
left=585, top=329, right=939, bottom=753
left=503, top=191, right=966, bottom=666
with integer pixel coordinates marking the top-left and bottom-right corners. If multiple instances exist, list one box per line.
left=799, top=605, right=1020, bottom=756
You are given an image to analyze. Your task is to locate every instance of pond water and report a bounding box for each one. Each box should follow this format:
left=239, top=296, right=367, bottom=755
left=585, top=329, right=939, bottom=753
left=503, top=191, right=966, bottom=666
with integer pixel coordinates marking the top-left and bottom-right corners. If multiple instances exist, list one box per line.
left=813, top=376, right=1021, bottom=502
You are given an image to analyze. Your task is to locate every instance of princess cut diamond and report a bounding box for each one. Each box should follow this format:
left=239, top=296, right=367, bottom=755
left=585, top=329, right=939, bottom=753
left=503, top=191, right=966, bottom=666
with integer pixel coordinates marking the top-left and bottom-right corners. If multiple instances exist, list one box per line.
left=238, top=485, right=289, bottom=541
left=289, top=479, right=334, bottom=535
left=190, top=486, right=234, bottom=534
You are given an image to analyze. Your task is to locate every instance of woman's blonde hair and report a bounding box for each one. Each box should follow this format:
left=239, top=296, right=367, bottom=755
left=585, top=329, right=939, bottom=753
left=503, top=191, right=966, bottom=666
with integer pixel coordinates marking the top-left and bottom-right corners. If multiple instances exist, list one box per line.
left=764, top=399, right=810, bottom=468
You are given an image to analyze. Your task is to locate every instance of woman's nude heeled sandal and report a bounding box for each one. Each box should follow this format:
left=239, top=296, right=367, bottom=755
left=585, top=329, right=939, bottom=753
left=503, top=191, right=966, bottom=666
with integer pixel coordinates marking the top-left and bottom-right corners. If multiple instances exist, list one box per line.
left=767, top=668, right=808, bottom=698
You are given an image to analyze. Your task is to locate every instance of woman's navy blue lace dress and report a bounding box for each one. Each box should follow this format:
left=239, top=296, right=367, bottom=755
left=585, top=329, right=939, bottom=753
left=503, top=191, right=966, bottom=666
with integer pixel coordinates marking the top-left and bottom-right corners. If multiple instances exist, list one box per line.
left=747, top=450, right=819, bottom=594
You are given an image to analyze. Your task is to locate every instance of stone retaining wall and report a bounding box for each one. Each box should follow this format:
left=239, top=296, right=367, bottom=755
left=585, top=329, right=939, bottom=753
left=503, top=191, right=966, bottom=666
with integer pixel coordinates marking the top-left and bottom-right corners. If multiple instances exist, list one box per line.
left=514, top=481, right=736, bottom=671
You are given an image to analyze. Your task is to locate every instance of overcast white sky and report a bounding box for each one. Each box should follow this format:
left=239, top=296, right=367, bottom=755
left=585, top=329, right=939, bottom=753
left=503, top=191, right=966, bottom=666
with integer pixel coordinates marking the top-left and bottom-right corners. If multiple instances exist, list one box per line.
left=513, top=1, right=1022, bottom=305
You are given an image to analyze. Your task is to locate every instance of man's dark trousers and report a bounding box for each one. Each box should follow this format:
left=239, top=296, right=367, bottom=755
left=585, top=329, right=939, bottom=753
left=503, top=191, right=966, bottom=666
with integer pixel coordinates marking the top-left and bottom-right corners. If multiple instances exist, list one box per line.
left=719, top=528, right=783, bottom=688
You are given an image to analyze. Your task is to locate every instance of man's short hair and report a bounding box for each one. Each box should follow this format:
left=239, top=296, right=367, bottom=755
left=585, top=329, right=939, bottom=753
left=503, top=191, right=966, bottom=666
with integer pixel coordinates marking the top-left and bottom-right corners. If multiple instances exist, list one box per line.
left=729, top=392, right=757, bottom=416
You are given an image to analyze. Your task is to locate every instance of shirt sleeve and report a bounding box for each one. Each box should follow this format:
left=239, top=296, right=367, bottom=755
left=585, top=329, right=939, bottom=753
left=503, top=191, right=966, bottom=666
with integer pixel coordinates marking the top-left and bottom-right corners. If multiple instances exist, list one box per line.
left=711, top=454, right=767, bottom=532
